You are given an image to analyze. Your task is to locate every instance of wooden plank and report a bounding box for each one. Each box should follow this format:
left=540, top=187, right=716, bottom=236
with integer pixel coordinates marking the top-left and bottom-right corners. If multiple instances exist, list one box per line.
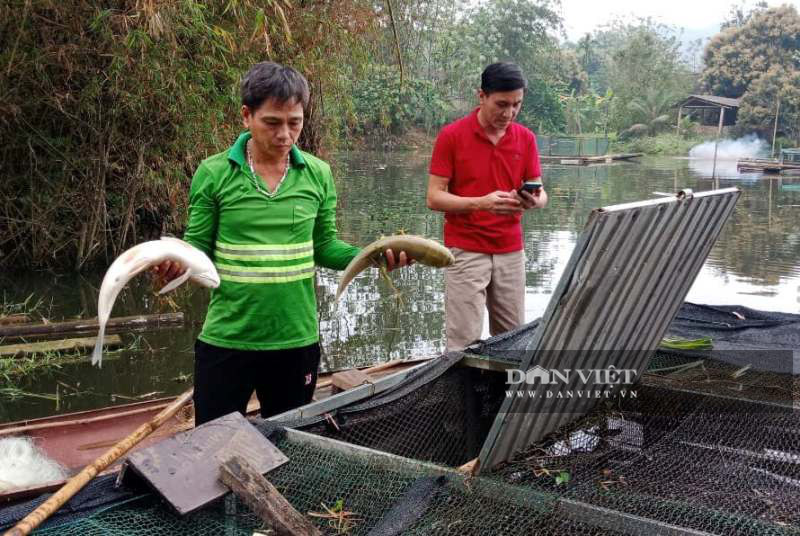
left=0, top=313, right=183, bottom=341
left=541, top=153, right=642, bottom=166
left=457, top=457, right=480, bottom=476
left=459, top=354, right=515, bottom=373
left=0, top=315, right=31, bottom=325
left=315, top=358, right=409, bottom=390
left=0, top=335, right=122, bottom=358
left=220, top=455, right=322, bottom=536
left=737, top=158, right=800, bottom=172
left=270, top=361, right=430, bottom=423
left=330, top=368, right=372, bottom=393
left=120, top=412, right=289, bottom=516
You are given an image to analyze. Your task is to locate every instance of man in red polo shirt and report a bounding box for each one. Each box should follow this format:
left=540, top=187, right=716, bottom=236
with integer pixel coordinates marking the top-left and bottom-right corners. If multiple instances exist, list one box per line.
left=427, top=62, right=548, bottom=351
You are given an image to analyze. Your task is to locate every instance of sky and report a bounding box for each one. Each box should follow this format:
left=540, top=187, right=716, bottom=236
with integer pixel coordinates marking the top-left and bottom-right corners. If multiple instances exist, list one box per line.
left=559, top=0, right=800, bottom=42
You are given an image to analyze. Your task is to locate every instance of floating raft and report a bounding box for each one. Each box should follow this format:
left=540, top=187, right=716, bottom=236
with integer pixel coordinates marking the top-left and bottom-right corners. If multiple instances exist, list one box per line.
left=540, top=153, right=642, bottom=165
left=737, top=158, right=800, bottom=173
left=0, top=335, right=122, bottom=358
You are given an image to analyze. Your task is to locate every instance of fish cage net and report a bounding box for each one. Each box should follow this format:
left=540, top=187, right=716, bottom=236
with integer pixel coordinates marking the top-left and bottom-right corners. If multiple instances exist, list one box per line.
left=9, top=345, right=798, bottom=536
left=537, top=135, right=611, bottom=157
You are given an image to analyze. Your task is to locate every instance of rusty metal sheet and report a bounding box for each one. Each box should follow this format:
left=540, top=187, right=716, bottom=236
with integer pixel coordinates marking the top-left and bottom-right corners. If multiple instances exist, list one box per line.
left=119, top=411, right=288, bottom=515
left=478, top=188, right=741, bottom=472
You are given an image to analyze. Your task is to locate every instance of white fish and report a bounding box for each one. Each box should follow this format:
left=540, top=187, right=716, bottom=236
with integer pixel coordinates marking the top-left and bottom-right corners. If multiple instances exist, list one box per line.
left=91, top=237, right=219, bottom=367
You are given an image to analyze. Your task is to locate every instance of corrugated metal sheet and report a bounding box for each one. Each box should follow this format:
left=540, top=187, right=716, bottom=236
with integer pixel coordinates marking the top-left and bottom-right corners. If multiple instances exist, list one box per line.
left=478, top=188, right=741, bottom=472
left=683, top=94, right=740, bottom=108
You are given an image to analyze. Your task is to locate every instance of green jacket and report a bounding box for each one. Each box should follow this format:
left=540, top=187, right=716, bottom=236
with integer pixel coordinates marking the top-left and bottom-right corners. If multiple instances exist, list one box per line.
left=184, top=132, right=359, bottom=350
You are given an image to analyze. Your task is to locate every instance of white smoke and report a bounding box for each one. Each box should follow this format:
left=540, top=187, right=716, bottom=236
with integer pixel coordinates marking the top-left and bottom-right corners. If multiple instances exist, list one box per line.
left=688, top=134, right=768, bottom=160
left=687, top=135, right=769, bottom=177
left=0, top=437, right=68, bottom=492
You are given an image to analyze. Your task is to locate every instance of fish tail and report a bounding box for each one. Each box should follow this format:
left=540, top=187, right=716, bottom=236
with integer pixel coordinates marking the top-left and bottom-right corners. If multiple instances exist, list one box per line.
left=91, top=325, right=105, bottom=368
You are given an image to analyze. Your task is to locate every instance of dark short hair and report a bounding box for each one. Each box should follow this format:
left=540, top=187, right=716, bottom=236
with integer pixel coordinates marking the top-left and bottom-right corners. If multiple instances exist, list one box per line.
left=240, top=62, right=310, bottom=110
left=480, top=62, right=527, bottom=94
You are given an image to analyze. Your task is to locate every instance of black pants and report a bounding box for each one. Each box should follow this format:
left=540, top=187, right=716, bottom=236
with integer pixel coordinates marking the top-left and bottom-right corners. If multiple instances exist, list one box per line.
left=193, top=339, right=321, bottom=426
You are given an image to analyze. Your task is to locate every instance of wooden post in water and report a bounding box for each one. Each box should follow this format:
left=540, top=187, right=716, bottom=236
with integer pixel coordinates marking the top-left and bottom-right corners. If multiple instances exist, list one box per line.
left=675, top=106, right=682, bottom=135
left=771, top=97, right=781, bottom=158
left=711, top=106, right=726, bottom=181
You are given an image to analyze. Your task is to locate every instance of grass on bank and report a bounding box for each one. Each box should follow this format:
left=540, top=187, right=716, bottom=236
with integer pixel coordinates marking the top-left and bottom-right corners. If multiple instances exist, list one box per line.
left=1, top=293, right=51, bottom=322
left=611, top=132, right=712, bottom=156
left=0, top=336, right=143, bottom=383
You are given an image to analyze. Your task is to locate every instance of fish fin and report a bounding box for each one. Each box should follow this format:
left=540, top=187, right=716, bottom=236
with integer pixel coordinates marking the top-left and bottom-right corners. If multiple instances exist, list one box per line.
left=128, top=260, right=155, bottom=279
left=158, top=270, right=191, bottom=294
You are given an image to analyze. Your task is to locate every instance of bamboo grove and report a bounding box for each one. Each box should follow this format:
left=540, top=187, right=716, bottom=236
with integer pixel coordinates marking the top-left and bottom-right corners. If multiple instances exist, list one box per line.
left=1, top=1, right=799, bottom=270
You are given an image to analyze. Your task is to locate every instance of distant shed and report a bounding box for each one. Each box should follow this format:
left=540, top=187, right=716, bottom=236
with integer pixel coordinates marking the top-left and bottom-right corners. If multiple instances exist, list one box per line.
left=676, top=94, right=740, bottom=135
left=781, top=148, right=800, bottom=164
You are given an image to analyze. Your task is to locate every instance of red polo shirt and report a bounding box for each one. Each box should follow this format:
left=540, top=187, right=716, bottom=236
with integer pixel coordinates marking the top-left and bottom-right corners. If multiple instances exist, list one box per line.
left=429, top=109, right=541, bottom=254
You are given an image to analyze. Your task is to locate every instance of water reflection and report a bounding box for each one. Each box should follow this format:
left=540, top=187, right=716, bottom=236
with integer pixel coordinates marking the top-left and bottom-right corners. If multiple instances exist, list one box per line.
left=686, top=156, right=744, bottom=178
left=1, top=154, right=799, bottom=420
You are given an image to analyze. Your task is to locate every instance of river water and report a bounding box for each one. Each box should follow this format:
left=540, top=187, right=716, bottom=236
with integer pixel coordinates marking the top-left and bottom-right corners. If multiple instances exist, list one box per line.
left=2, top=153, right=799, bottom=422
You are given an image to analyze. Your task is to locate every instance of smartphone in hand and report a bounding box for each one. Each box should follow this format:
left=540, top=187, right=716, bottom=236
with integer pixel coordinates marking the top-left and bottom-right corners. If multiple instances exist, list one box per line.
left=519, top=180, right=543, bottom=195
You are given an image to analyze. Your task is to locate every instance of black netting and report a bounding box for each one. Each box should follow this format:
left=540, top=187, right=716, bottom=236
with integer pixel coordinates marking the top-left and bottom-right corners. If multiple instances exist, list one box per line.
left=469, top=302, right=800, bottom=373
left=288, top=366, right=487, bottom=466
left=0, top=473, right=136, bottom=531
left=492, top=384, right=800, bottom=536
left=29, top=438, right=625, bottom=536
left=3, top=303, right=799, bottom=535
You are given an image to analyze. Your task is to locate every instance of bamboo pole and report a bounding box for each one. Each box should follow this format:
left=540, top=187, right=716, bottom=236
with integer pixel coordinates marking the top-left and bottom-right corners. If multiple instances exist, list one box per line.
left=4, top=387, right=194, bottom=536
left=385, top=0, right=404, bottom=86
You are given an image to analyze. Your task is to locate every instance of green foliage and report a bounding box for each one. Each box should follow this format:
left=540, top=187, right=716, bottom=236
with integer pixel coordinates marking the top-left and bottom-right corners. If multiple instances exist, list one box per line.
left=660, top=337, right=713, bottom=351
left=701, top=5, right=800, bottom=99
left=613, top=133, right=709, bottom=156
left=351, top=65, right=450, bottom=136
left=774, top=136, right=797, bottom=154
left=560, top=19, right=693, bottom=135
left=560, top=90, right=612, bottom=135
left=602, top=20, right=692, bottom=132
left=720, top=0, right=769, bottom=30
left=351, top=0, right=566, bottom=136
left=625, top=87, right=683, bottom=135
left=0, top=0, right=375, bottom=270
left=518, top=78, right=566, bottom=134
left=701, top=5, right=800, bottom=142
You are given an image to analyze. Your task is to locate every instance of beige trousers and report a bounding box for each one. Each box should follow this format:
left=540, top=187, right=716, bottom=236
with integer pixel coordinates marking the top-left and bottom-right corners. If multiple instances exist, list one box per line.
left=445, top=248, right=526, bottom=352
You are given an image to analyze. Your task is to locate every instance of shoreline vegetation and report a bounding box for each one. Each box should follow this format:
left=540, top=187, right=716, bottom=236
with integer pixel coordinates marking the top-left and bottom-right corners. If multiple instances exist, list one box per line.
left=2, top=1, right=797, bottom=271
left=611, top=133, right=712, bottom=156
left=365, top=129, right=714, bottom=157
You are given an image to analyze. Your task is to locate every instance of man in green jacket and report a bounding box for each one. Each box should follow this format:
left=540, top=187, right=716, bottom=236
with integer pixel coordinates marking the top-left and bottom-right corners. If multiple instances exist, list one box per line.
left=154, top=62, right=409, bottom=424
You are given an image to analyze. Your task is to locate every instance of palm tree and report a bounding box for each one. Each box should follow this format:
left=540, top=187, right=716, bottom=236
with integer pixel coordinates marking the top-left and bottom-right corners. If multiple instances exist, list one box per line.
left=625, top=87, right=681, bottom=135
